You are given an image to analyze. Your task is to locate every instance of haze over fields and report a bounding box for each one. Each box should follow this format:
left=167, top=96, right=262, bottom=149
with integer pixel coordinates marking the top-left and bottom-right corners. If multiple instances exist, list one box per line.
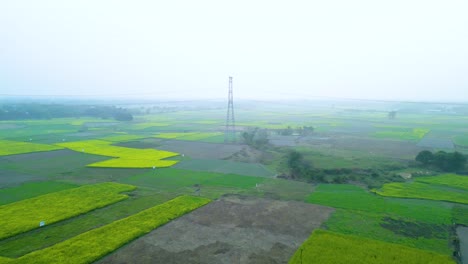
left=1, top=0, right=468, bottom=101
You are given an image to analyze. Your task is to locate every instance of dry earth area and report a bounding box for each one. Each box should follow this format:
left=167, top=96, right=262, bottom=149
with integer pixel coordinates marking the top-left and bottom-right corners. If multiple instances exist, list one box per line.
left=98, top=195, right=334, bottom=264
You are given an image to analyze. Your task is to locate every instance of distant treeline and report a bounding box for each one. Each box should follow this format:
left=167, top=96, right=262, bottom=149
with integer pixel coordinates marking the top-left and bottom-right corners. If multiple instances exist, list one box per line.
left=415, top=150, right=467, bottom=172
left=0, top=103, right=133, bottom=121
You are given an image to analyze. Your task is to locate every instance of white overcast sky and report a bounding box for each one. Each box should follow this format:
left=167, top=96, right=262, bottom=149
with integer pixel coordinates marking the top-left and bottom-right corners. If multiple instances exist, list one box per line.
left=1, top=0, right=467, bottom=101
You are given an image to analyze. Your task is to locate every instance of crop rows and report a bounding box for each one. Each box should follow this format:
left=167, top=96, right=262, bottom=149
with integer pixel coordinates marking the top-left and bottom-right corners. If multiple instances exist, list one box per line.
left=0, top=196, right=210, bottom=264
left=0, top=183, right=135, bottom=239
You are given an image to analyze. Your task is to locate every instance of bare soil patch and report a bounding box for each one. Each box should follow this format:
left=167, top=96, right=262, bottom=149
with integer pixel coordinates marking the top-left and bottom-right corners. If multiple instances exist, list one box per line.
left=98, top=195, right=334, bottom=264
left=157, top=140, right=243, bottom=159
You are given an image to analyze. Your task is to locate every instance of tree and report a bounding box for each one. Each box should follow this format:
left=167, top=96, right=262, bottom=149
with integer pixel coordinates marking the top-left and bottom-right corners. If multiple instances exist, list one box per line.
left=286, top=150, right=312, bottom=179
left=415, top=150, right=434, bottom=165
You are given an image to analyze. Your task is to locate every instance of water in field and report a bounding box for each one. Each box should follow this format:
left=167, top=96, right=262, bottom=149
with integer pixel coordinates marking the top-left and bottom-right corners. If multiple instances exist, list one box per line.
left=458, top=226, right=468, bottom=264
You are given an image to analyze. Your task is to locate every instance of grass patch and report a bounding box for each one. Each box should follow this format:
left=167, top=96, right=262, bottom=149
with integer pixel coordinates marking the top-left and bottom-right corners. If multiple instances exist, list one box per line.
left=56, top=140, right=179, bottom=168
left=375, top=174, right=468, bottom=204
left=0, top=182, right=135, bottom=240
left=289, top=230, right=455, bottom=264
left=174, top=159, right=275, bottom=177
left=324, top=209, right=451, bottom=255
left=0, top=181, right=78, bottom=205
left=453, top=205, right=468, bottom=226
left=0, top=196, right=210, bottom=264
left=307, top=184, right=452, bottom=224
left=0, top=140, right=63, bottom=156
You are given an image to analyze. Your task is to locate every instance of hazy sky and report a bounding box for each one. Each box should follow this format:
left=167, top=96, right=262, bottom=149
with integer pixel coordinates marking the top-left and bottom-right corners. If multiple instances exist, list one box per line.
left=1, top=0, right=467, bottom=101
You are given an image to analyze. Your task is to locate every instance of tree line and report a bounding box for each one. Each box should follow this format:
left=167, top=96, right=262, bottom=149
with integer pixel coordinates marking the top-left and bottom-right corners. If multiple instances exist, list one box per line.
left=0, top=103, right=133, bottom=121
left=415, top=150, right=467, bottom=172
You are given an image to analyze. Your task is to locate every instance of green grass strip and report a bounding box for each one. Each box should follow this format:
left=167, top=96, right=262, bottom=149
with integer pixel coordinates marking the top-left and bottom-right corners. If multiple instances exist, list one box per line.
left=0, top=195, right=210, bottom=264
left=375, top=174, right=468, bottom=204
left=289, top=230, right=455, bottom=264
left=0, top=183, right=135, bottom=240
left=307, top=184, right=452, bottom=224
left=0, top=181, right=78, bottom=206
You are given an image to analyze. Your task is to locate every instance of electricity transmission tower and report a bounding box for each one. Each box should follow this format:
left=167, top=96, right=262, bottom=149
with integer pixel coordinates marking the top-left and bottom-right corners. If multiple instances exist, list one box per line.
left=224, top=76, right=236, bottom=143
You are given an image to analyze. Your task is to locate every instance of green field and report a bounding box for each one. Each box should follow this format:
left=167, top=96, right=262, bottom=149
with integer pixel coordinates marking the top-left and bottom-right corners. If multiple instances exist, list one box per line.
left=324, top=209, right=451, bottom=254
left=174, top=159, right=275, bottom=177
left=307, top=184, right=452, bottom=224
left=1, top=102, right=467, bottom=263
left=0, top=181, right=78, bottom=205
left=0, top=196, right=210, bottom=264
left=0, top=140, right=63, bottom=156
left=289, top=230, right=455, bottom=264
left=376, top=174, right=468, bottom=204
left=0, top=183, right=135, bottom=239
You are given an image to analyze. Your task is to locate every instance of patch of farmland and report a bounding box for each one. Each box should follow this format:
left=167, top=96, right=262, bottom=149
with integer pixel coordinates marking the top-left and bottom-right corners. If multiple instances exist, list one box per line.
left=0, top=181, right=78, bottom=205
left=0, top=169, right=41, bottom=188
left=157, top=140, right=243, bottom=159
left=417, top=134, right=454, bottom=149
left=174, top=159, right=275, bottom=177
left=454, top=135, right=468, bottom=147
left=307, top=184, right=452, bottom=224
left=128, top=122, right=170, bottom=130
left=120, top=168, right=266, bottom=194
left=0, top=196, right=209, bottom=264
left=269, top=135, right=299, bottom=146
left=0, top=149, right=121, bottom=184
left=98, top=195, right=334, bottom=264
left=154, top=132, right=223, bottom=141
left=375, top=174, right=468, bottom=204
left=289, top=230, right=455, bottom=264
left=328, top=136, right=425, bottom=159
left=0, top=182, right=135, bottom=240
left=0, top=140, right=63, bottom=156
left=56, top=140, right=179, bottom=168
left=324, top=209, right=451, bottom=254
left=371, top=128, right=430, bottom=141
left=98, top=134, right=148, bottom=142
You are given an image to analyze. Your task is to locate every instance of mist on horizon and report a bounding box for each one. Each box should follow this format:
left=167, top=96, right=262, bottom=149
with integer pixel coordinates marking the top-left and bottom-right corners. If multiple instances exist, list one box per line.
left=1, top=0, right=467, bottom=102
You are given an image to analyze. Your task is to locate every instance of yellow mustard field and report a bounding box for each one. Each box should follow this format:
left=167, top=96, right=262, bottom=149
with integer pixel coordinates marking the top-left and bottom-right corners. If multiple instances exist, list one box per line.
left=0, top=182, right=135, bottom=240
left=289, top=230, right=455, bottom=264
left=0, top=196, right=210, bottom=264
left=0, top=140, right=63, bottom=156
left=55, top=140, right=179, bottom=168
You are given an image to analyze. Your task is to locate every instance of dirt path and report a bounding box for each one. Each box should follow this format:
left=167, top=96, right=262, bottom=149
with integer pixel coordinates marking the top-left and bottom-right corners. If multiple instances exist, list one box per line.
left=458, top=226, right=468, bottom=264
left=98, top=195, right=334, bottom=264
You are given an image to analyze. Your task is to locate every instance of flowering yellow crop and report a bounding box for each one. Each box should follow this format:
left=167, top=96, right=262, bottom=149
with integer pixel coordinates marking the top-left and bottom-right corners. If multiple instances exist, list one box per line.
left=0, top=196, right=210, bottom=264
left=289, top=230, right=455, bottom=264
left=0, top=140, right=63, bottom=156
left=55, top=140, right=179, bottom=168
left=0, top=182, right=135, bottom=240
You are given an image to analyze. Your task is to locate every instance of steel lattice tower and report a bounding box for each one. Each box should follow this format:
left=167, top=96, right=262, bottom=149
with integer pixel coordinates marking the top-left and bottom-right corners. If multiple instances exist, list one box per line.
left=224, top=76, right=236, bottom=143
